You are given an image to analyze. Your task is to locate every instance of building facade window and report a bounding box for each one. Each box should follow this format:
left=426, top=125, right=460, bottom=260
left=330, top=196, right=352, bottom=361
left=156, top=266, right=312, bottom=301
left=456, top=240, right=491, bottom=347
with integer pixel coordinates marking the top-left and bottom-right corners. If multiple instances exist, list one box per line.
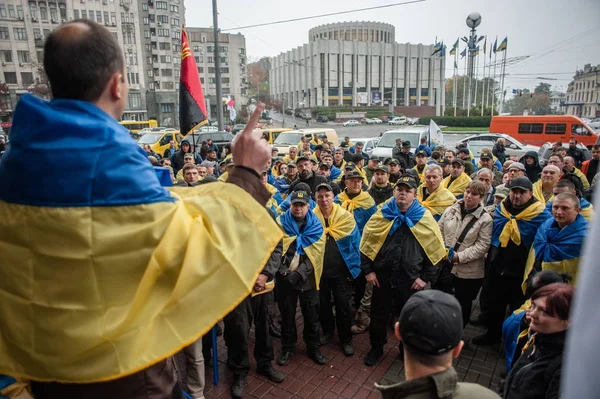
left=73, top=9, right=79, bottom=19
left=7, top=5, right=13, bottom=18
left=156, top=1, right=167, bottom=10
left=13, top=27, right=27, bottom=40
left=0, top=27, right=9, bottom=40
left=128, top=92, right=141, bottom=108
left=4, top=72, right=17, bottom=84
left=161, top=103, right=173, bottom=113
left=21, top=72, right=33, bottom=84
left=163, top=82, right=173, bottom=89
left=16, top=5, right=23, bottom=18
left=17, top=50, right=29, bottom=63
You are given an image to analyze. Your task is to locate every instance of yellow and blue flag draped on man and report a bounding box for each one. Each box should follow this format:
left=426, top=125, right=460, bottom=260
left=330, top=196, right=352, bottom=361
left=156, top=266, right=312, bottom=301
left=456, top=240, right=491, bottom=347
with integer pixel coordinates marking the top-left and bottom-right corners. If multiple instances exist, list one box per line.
left=335, top=190, right=377, bottom=234
left=265, top=183, right=284, bottom=215
left=277, top=207, right=326, bottom=289
left=546, top=197, right=595, bottom=222
left=532, top=180, right=553, bottom=204
left=492, top=200, right=550, bottom=248
left=441, top=173, right=472, bottom=199
left=522, top=214, right=588, bottom=292
left=0, top=94, right=282, bottom=383
left=360, top=198, right=446, bottom=265
left=416, top=185, right=456, bottom=221
left=314, top=204, right=362, bottom=278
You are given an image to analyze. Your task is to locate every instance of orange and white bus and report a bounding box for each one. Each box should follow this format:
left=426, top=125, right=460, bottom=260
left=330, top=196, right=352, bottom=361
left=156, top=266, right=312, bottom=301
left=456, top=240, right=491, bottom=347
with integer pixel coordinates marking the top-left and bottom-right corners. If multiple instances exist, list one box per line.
left=489, top=115, right=599, bottom=148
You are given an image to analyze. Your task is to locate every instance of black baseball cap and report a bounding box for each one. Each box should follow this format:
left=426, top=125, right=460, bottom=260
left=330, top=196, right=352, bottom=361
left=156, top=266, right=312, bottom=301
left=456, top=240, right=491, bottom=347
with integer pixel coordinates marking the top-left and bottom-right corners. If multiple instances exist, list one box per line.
left=458, top=148, right=470, bottom=155
left=416, top=150, right=428, bottom=157
left=451, top=159, right=464, bottom=167
left=316, top=183, right=333, bottom=192
left=395, top=175, right=418, bottom=189
left=374, top=165, right=389, bottom=173
left=344, top=162, right=356, bottom=170
left=508, top=176, right=533, bottom=191
left=401, top=140, right=411, bottom=148
left=290, top=190, right=309, bottom=204
left=369, top=157, right=381, bottom=163
left=296, top=155, right=311, bottom=163
left=340, top=142, right=349, bottom=148
left=352, top=153, right=365, bottom=163
left=399, top=290, right=463, bottom=355
left=318, top=162, right=330, bottom=169
left=438, top=158, right=451, bottom=167
left=480, top=152, right=493, bottom=160
left=346, top=170, right=364, bottom=180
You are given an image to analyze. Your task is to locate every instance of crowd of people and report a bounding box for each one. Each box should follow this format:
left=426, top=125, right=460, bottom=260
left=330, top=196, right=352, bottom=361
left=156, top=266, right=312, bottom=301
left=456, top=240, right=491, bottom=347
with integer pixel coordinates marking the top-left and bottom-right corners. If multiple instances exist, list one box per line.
left=142, top=130, right=594, bottom=398
left=0, top=19, right=595, bottom=399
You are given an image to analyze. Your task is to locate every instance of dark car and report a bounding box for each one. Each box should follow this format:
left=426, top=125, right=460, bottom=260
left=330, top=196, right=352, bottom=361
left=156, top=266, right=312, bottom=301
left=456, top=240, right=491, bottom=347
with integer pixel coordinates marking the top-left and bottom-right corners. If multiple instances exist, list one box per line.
left=185, top=131, right=234, bottom=154
left=316, top=115, right=329, bottom=123
left=537, top=142, right=591, bottom=167
left=284, top=108, right=294, bottom=115
left=231, top=124, right=245, bottom=134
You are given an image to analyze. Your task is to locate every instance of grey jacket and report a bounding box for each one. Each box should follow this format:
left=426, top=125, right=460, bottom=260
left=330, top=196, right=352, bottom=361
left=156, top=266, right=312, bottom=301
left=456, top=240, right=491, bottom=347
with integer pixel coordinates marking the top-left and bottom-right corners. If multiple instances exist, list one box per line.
left=376, top=367, right=500, bottom=399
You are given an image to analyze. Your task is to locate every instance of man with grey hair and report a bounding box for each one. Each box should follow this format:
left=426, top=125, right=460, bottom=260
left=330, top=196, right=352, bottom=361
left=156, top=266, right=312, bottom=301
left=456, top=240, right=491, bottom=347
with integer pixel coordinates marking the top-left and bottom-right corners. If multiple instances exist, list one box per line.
left=417, top=164, right=456, bottom=221
left=476, top=168, right=496, bottom=207
left=533, top=165, right=561, bottom=204
left=472, top=152, right=503, bottom=186
left=564, top=156, right=590, bottom=190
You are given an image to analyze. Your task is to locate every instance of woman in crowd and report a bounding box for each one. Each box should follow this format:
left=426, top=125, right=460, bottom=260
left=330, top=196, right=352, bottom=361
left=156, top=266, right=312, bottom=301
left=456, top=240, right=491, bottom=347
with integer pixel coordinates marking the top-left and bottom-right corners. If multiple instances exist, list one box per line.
left=437, top=181, right=493, bottom=326
left=503, top=283, right=573, bottom=399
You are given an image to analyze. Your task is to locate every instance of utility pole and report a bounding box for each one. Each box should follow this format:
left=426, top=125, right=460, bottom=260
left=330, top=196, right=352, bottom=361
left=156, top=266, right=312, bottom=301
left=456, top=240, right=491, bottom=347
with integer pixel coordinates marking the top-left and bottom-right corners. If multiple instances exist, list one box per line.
left=212, top=0, right=224, bottom=131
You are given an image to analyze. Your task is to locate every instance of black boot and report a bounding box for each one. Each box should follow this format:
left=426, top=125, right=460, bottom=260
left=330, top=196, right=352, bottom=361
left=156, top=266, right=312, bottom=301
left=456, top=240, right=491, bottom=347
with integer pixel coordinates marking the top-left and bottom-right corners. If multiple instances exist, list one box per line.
left=257, top=365, right=286, bottom=383
left=231, top=375, right=247, bottom=398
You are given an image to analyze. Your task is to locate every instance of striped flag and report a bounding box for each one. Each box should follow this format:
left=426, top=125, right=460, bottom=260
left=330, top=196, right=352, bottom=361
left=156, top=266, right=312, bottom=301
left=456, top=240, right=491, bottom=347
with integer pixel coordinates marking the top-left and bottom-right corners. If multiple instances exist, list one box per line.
left=179, top=28, right=209, bottom=134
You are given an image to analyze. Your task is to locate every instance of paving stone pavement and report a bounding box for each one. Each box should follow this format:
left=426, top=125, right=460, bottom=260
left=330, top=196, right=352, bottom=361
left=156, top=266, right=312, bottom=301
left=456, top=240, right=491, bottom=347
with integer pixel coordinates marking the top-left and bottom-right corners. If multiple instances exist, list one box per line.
left=203, top=307, right=505, bottom=398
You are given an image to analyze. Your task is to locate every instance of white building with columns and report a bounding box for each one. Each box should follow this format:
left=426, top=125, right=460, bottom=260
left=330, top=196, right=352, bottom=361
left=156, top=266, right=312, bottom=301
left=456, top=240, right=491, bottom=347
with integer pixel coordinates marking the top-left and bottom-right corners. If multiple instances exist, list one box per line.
left=270, top=21, right=445, bottom=115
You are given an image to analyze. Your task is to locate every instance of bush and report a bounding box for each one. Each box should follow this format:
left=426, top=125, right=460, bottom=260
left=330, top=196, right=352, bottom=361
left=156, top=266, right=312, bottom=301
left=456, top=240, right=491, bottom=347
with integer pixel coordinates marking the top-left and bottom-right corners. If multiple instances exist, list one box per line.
left=419, top=116, right=491, bottom=127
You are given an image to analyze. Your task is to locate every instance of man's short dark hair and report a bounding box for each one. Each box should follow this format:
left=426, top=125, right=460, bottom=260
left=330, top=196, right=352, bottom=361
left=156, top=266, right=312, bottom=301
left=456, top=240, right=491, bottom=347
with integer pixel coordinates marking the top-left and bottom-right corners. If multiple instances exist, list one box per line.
left=549, top=153, right=564, bottom=162
left=555, top=179, right=576, bottom=192
left=593, top=144, right=600, bottom=151
left=44, top=20, right=124, bottom=102
left=182, top=163, right=197, bottom=173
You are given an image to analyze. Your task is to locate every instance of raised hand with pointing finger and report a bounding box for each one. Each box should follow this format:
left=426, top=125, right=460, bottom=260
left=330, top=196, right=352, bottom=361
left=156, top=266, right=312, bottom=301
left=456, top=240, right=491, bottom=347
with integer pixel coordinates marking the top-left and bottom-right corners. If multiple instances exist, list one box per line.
left=231, top=103, right=271, bottom=175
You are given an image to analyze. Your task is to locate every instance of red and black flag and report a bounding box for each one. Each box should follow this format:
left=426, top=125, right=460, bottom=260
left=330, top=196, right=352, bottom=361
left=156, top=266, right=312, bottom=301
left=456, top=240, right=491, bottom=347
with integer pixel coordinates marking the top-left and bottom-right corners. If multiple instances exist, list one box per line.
left=179, top=28, right=208, bottom=134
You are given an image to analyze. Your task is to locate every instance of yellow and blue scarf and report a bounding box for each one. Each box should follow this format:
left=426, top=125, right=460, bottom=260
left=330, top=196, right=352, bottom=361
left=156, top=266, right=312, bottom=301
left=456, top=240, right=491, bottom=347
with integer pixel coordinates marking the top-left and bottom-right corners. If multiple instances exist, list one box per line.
left=492, top=200, right=550, bottom=248
left=360, top=199, right=446, bottom=265
left=278, top=209, right=326, bottom=289
left=0, top=94, right=282, bottom=383
left=314, top=204, right=361, bottom=278
left=545, top=197, right=594, bottom=222
left=522, top=214, right=588, bottom=291
left=265, top=183, right=284, bottom=215
left=441, top=173, right=472, bottom=199
left=335, top=190, right=377, bottom=233
left=416, top=185, right=456, bottom=221
left=532, top=180, right=554, bottom=204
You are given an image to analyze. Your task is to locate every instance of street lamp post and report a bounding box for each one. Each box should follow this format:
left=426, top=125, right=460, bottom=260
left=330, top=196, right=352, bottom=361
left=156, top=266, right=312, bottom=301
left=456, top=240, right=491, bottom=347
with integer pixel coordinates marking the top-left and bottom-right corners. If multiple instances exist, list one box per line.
left=464, top=12, right=482, bottom=117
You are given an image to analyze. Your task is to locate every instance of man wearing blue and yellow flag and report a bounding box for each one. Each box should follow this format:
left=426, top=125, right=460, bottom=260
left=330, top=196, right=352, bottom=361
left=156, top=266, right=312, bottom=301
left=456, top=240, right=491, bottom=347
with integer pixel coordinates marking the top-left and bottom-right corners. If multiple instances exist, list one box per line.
left=335, top=170, right=378, bottom=234
left=360, top=177, right=446, bottom=367
left=473, top=177, right=551, bottom=347
left=545, top=179, right=594, bottom=222
left=441, top=159, right=472, bottom=199
left=417, top=164, right=456, bottom=221
left=276, top=191, right=327, bottom=367
left=314, top=183, right=361, bottom=357
left=523, top=192, right=587, bottom=289
left=0, top=20, right=282, bottom=398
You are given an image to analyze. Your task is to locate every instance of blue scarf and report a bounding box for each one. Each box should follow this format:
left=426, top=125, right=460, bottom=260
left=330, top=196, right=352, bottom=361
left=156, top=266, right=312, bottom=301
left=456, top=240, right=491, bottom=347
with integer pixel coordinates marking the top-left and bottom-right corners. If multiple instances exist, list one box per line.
left=381, top=198, right=426, bottom=236
left=279, top=209, right=324, bottom=255
left=330, top=166, right=342, bottom=181
left=533, top=214, right=587, bottom=262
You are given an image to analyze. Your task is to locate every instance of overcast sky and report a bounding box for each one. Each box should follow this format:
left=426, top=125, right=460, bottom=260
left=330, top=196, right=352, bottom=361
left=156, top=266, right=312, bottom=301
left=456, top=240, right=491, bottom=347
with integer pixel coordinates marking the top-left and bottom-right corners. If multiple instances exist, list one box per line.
left=186, top=0, right=600, bottom=96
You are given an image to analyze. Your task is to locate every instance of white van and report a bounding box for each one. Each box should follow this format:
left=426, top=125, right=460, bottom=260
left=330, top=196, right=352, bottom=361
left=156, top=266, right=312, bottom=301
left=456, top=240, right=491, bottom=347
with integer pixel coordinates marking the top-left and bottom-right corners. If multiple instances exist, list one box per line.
left=370, top=127, right=429, bottom=160
left=273, top=128, right=339, bottom=155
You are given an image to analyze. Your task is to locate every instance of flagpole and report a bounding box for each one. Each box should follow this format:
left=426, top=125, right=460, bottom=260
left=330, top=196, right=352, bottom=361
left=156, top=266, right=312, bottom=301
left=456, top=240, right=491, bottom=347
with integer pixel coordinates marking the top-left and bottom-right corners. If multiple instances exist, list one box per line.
left=453, top=48, right=458, bottom=117
left=481, top=51, right=486, bottom=116
left=462, top=52, right=467, bottom=110
left=485, top=51, right=491, bottom=110
left=491, top=42, right=498, bottom=115
left=474, top=53, right=479, bottom=114
left=212, top=0, right=224, bottom=131
left=499, top=48, right=507, bottom=114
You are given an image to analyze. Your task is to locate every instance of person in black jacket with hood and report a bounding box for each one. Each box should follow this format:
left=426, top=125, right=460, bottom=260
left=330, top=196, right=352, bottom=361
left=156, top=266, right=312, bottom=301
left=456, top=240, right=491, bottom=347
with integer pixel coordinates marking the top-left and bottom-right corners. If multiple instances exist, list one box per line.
left=519, top=151, right=542, bottom=183
left=171, top=139, right=192, bottom=175
left=288, top=156, right=328, bottom=199
left=368, top=165, right=394, bottom=205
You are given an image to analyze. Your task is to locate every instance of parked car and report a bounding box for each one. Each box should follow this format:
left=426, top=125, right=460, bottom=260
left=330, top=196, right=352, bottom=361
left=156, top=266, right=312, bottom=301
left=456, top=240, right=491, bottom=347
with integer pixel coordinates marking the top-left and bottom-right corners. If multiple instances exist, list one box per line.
left=186, top=131, right=235, bottom=154
left=316, top=115, right=329, bottom=123
left=407, top=117, right=420, bottom=125
left=388, top=116, right=408, bottom=126
left=360, top=118, right=369, bottom=124
left=352, top=137, right=381, bottom=157
left=300, top=113, right=312, bottom=120
left=460, top=133, right=539, bottom=160
left=379, top=116, right=390, bottom=122
left=231, top=124, right=246, bottom=134
left=199, top=126, right=219, bottom=132
left=365, top=118, right=383, bottom=125
left=371, top=127, right=430, bottom=160
left=587, top=118, right=600, bottom=131
left=284, top=108, right=294, bottom=115
left=343, top=120, right=360, bottom=127
left=538, top=142, right=591, bottom=167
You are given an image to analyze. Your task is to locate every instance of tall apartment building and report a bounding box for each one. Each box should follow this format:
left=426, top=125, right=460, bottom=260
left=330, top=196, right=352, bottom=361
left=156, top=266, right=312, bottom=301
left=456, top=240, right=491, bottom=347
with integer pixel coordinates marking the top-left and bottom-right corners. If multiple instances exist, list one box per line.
left=0, top=0, right=184, bottom=127
left=565, top=64, right=600, bottom=119
left=185, top=27, right=248, bottom=119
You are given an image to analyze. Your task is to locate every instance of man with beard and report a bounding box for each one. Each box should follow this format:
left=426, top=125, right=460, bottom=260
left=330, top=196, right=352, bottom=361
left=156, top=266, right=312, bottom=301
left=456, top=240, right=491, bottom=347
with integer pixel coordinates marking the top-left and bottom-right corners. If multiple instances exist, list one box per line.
left=444, top=150, right=456, bottom=164
left=519, top=151, right=542, bottom=184
left=417, top=164, right=456, bottom=221
left=314, top=183, right=361, bottom=357
left=477, top=168, right=496, bottom=207
left=532, top=165, right=561, bottom=205
left=440, top=160, right=472, bottom=199
left=360, top=177, right=446, bottom=366
left=396, top=141, right=416, bottom=169
left=474, top=152, right=504, bottom=186
left=412, top=150, right=428, bottom=183
left=567, top=138, right=585, bottom=168
left=364, top=157, right=381, bottom=184
left=581, top=145, right=600, bottom=184
left=288, top=156, right=328, bottom=198
left=386, top=158, right=403, bottom=185
left=547, top=153, right=584, bottom=195
left=368, top=165, right=394, bottom=205
left=473, top=177, right=550, bottom=345
left=564, top=156, right=590, bottom=189
left=335, top=170, right=378, bottom=234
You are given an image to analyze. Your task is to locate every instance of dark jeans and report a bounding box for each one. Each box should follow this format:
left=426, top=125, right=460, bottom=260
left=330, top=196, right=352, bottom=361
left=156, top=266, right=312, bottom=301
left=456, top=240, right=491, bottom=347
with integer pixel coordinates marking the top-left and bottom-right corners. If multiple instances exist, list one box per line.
left=319, top=275, right=354, bottom=344
left=353, top=272, right=367, bottom=309
left=223, top=292, right=274, bottom=377
left=454, top=276, right=484, bottom=328
left=369, top=270, right=416, bottom=350
left=276, top=282, right=321, bottom=353
left=482, top=273, right=525, bottom=340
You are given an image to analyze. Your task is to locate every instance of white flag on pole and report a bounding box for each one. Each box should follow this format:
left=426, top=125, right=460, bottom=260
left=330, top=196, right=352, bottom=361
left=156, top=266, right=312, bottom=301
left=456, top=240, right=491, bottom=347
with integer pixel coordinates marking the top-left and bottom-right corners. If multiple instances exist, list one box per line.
left=429, top=119, right=444, bottom=147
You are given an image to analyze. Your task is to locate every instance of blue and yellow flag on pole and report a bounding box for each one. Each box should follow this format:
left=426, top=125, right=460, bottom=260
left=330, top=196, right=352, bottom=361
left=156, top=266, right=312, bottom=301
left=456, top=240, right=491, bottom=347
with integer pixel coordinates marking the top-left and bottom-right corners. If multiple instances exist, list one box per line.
left=497, top=36, right=508, bottom=52
left=314, top=204, right=362, bottom=278
left=522, top=214, right=588, bottom=292
left=0, top=94, right=282, bottom=383
left=278, top=207, right=326, bottom=289
left=360, top=199, right=446, bottom=265
left=449, top=38, right=459, bottom=56
left=335, top=190, right=377, bottom=234
left=493, top=37, right=498, bottom=53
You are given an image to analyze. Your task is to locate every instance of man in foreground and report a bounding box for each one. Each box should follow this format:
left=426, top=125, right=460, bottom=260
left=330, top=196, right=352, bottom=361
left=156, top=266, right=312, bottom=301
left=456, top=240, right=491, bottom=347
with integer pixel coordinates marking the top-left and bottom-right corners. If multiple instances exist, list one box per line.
left=0, top=20, right=282, bottom=397
left=377, top=290, right=500, bottom=398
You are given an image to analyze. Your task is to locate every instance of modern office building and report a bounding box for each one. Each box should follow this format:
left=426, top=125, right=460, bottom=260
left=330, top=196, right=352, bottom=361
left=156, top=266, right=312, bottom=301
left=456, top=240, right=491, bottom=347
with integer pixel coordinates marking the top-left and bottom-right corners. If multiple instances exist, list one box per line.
left=565, top=64, right=600, bottom=118
left=270, top=21, right=446, bottom=115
